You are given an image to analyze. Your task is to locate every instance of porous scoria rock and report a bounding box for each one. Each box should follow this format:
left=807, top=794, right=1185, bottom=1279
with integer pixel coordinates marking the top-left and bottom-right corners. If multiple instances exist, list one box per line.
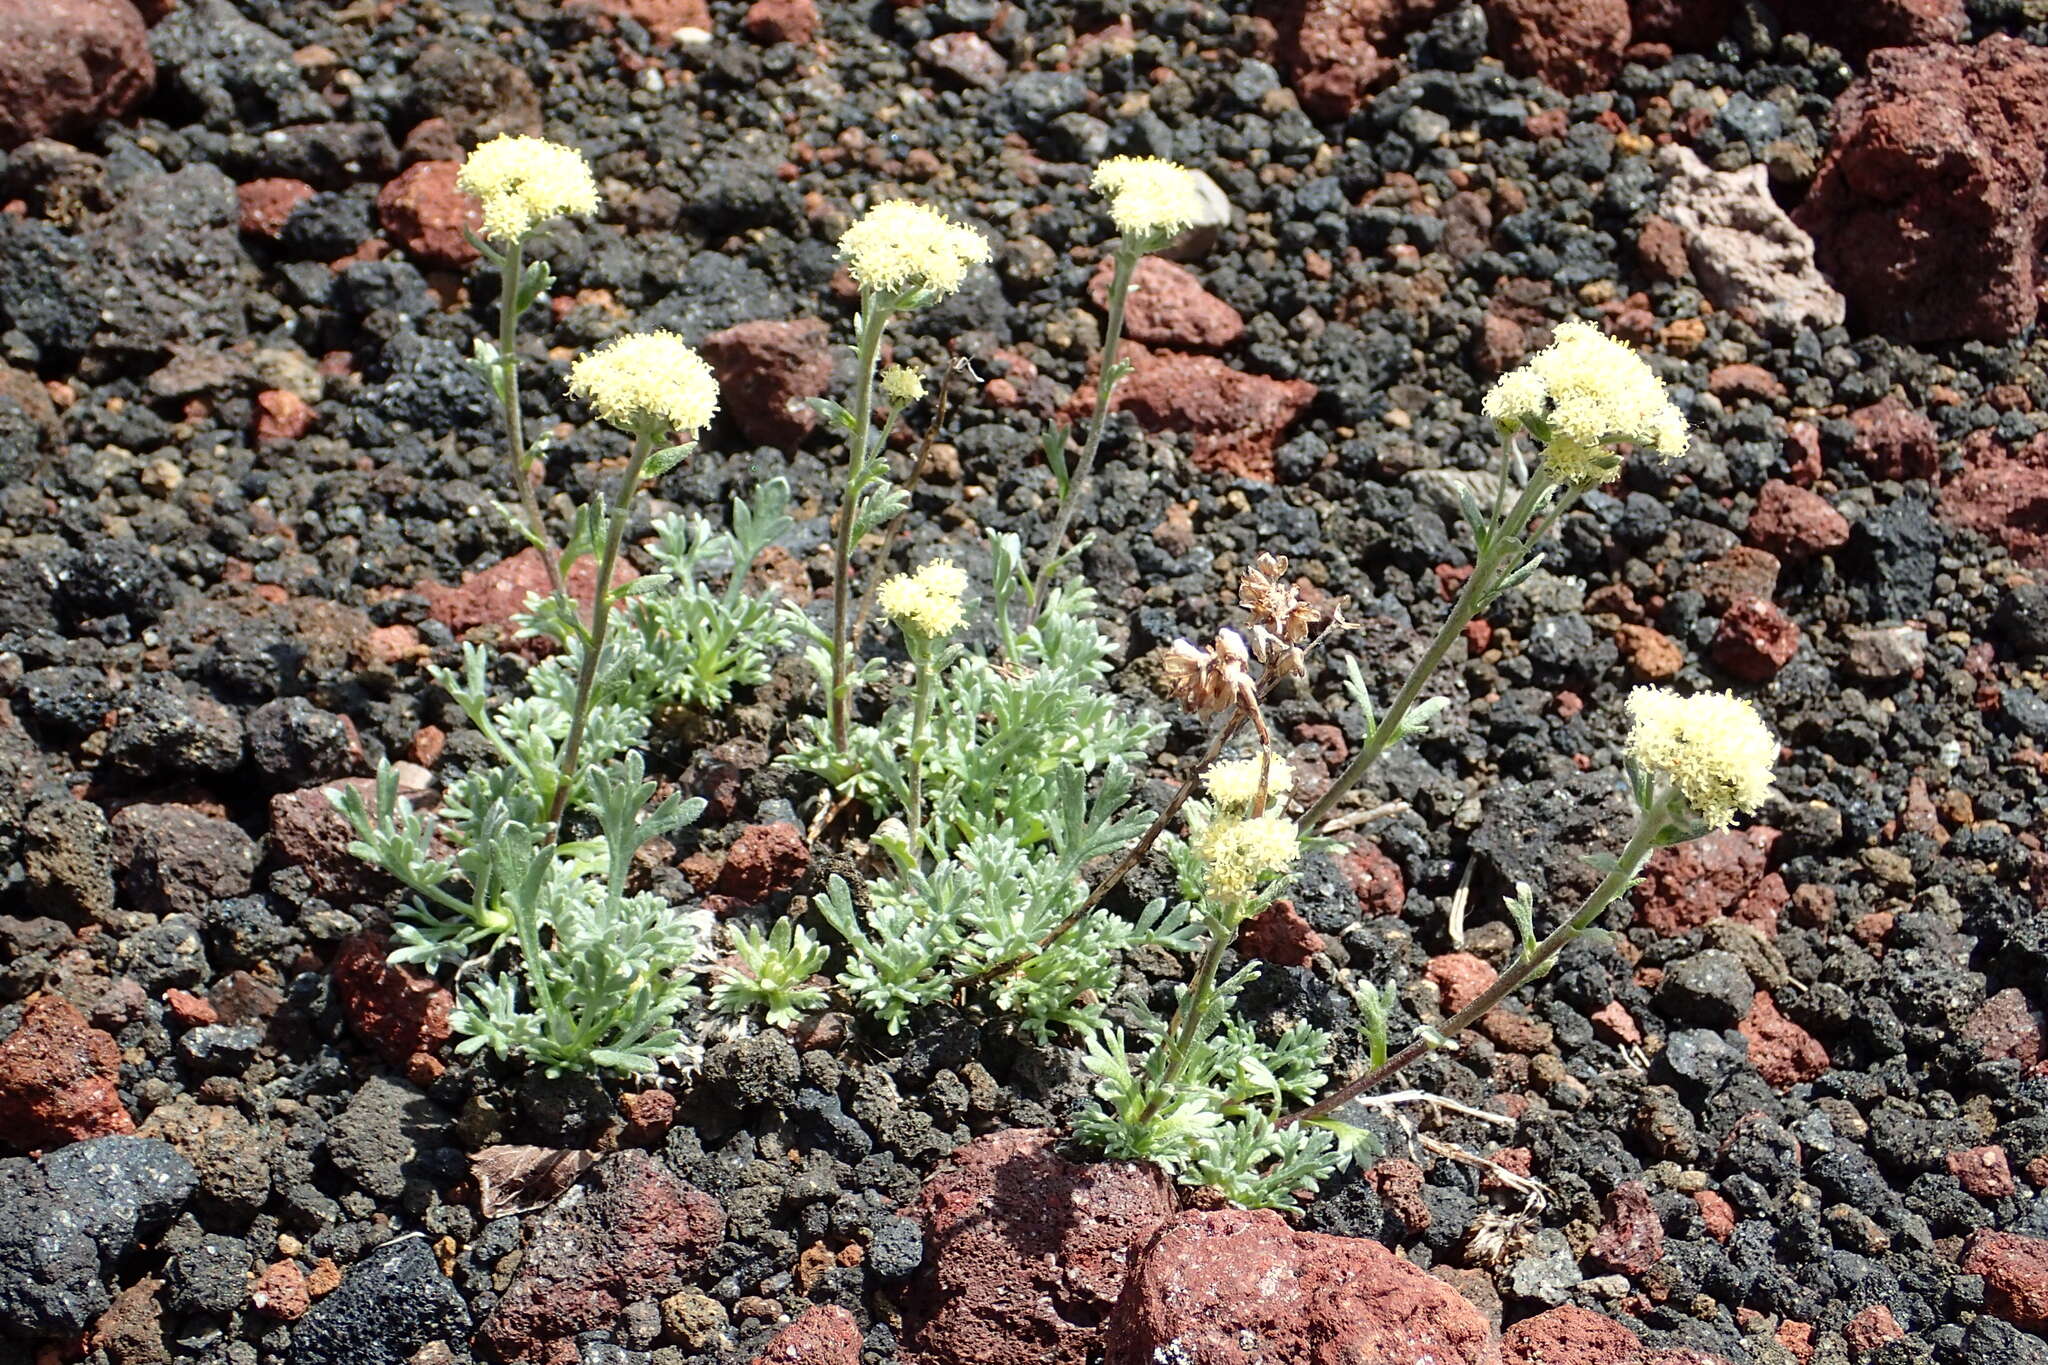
left=1268, top=0, right=1450, bottom=120
left=421, top=547, right=636, bottom=640
left=375, top=161, right=481, bottom=269
left=1109, top=345, right=1316, bottom=482
left=1747, top=480, right=1849, bottom=561
left=477, top=1150, right=724, bottom=1364
left=1503, top=1304, right=1641, bottom=1365
left=1738, top=991, right=1829, bottom=1089
left=903, top=1128, right=1175, bottom=1365
left=1848, top=395, right=1940, bottom=481
left=751, top=1304, right=860, bottom=1364
left=1629, top=0, right=1732, bottom=51
left=1636, top=827, right=1783, bottom=936
left=1656, top=144, right=1844, bottom=334
left=1797, top=37, right=2048, bottom=342
left=1483, top=0, right=1630, bottom=96
left=1963, top=1230, right=2048, bottom=1333
left=1766, top=0, right=1964, bottom=60
left=1238, top=899, right=1322, bottom=967
left=741, top=0, right=815, bottom=44
left=711, top=822, right=811, bottom=906
left=1941, top=430, right=2048, bottom=567
left=1105, top=1207, right=1498, bottom=1365
left=1962, top=987, right=2043, bottom=1068
left=0, top=0, right=154, bottom=150
left=1712, top=597, right=1801, bottom=682
left=1587, top=1181, right=1662, bottom=1276
left=577, top=0, right=712, bottom=42
left=329, top=932, right=453, bottom=1069
left=0, top=995, right=133, bottom=1150
left=269, top=778, right=412, bottom=903
left=1090, top=255, right=1243, bottom=350
left=699, top=318, right=834, bottom=448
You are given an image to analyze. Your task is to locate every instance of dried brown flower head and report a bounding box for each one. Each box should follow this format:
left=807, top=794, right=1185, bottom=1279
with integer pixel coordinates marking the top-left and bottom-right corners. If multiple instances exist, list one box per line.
left=1162, top=628, right=1256, bottom=718
left=1238, top=554, right=1324, bottom=677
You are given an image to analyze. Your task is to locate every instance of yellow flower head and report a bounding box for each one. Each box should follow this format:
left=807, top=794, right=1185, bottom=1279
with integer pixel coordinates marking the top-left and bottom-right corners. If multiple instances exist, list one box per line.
left=1194, top=811, right=1300, bottom=903
left=457, top=135, right=601, bottom=244
left=1204, top=754, right=1295, bottom=813
left=838, top=200, right=990, bottom=299
left=1482, top=319, right=1690, bottom=483
left=881, top=364, right=926, bottom=407
left=1092, top=156, right=1207, bottom=242
left=1625, top=687, right=1777, bottom=830
left=568, top=331, right=720, bottom=436
left=878, top=558, right=969, bottom=640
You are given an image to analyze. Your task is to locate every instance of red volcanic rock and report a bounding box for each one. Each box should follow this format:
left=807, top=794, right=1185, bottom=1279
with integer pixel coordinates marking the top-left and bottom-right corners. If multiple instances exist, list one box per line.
left=376, top=160, right=481, bottom=269
left=1105, top=1207, right=1497, bottom=1365
left=238, top=178, right=316, bottom=238
left=1339, top=841, right=1406, bottom=916
left=1592, top=1001, right=1642, bottom=1046
left=1637, top=827, right=1781, bottom=936
left=1692, top=546, right=1781, bottom=613
left=1484, top=0, right=1630, bottom=96
left=742, top=0, right=815, bottom=43
left=1964, top=1230, right=2048, bottom=1333
left=1091, top=256, right=1243, bottom=350
left=1738, top=990, right=1829, bottom=1089
left=1270, top=0, right=1450, bottom=120
left=712, top=823, right=810, bottom=905
left=1797, top=37, right=2048, bottom=343
left=1635, top=215, right=1690, bottom=282
left=915, top=31, right=1009, bottom=90
left=903, top=1128, right=1175, bottom=1365
left=269, top=778, right=403, bottom=903
left=1588, top=1181, right=1663, bottom=1275
left=1693, top=1190, right=1736, bottom=1242
left=1848, top=395, right=1939, bottom=481
left=1712, top=597, right=1801, bottom=682
left=1238, top=898, right=1322, bottom=967
left=330, top=932, right=453, bottom=1069
left=1708, top=363, right=1785, bottom=404
left=1948, top=1145, right=2018, bottom=1201
left=249, top=1260, right=310, bottom=1321
left=1110, top=346, right=1316, bottom=482
left=699, top=318, right=834, bottom=448
left=1844, top=1305, right=1905, bottom=1358
left=1962, top=987, right=2044, bottom=1068
left=751, top=1305, right=860, bottom=1365
left=479, top=1150, right=725, bottom=1364
left=1503, top=1304, right=1641, bottom=1365
left=0, top=0, right=153, bottom=150
left=1614, top=624, right=1682, bottom=682
left=1427, top=953, right=1498, bottom=1014
left=1941, top=430, right=2048, bottom=567
left=1630, top=0, right=1732, bottom=50
left=578, top=0, right=711, bottom=41
left=422, top=547, right=636, bottom=640
left=0, top=995, right=133, bottom=1149
left=1747, top=480, right=1849, bottom=561
left=254, top=390, right=316, bottom=445
left=1766, top=0, right=1964, bottom=61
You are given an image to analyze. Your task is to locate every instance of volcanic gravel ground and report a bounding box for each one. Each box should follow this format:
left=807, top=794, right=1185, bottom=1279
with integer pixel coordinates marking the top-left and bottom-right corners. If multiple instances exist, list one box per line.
left=1, top=0, right=2047, bottom=1363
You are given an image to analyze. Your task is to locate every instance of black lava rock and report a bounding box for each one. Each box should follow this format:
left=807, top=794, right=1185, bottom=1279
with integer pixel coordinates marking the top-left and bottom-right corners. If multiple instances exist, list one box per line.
left=287, top=1235, right=471, bottom=1365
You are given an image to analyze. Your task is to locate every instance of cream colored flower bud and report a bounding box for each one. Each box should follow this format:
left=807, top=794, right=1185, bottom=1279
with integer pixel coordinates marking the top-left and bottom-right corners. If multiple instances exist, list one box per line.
left=1194, top=811, right=1300, bottom=902
left=878, top=558, right=969, bottom=640
left=1204, top=754, right=1295, bottom=813
left=457, top=135, right=601, bottom=244
left=1482, top=319, right=1690, bottom=483
left=568, top=331, right=720, bottom=436
left=1625, top=686, right=1777, bottom=830
left=838, top=200, right=990, bottom=299
left=1092, top=156, right=1206, bottom=242
left=881, top=365, right=926, bottom=406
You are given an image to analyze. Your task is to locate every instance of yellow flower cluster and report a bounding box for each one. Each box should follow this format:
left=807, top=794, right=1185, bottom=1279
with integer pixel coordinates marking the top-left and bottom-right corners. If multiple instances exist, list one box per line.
left=881, top=364, right=926, bottom=406
left=1194, top=811, right=1300, bottom=902
left=567, top=331, right=720, bottom=436
left=1482, top=319, right=1690, bottom=485
left=1204, top=754, right=1295, bottom=813
left=878, top=559, right=969, bottom=640
left=1092, top=156, right=1207, bottom=242
left=457, top=135, right=601, bottom=244
left=1625, top=687, right=1777, bottom=830
left=838, top=200, right=990, bottom=299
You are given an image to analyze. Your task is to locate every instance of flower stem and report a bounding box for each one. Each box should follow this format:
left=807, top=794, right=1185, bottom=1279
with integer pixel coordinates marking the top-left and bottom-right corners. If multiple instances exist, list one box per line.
left=545, top=432, right=652, bottom=837
left=1282, top=793, right=1671, bottom=1127
left=829, top=294, right=895, bottom=752
left=1297, top=472, right=1556, bottom=834
left=1136, top=924, right=1233, bottom=1126
left=1030, top=245, right=1141, bottom=613
left=904, top=644, right=936, bottom=864
left=497, top=238, right=567, bottom=603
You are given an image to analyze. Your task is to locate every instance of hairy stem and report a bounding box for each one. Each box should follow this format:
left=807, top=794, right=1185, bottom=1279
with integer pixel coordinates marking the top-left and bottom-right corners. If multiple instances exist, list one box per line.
left=1298, top=472, right=1556, bottom=833
left=1030, top=245, right=1141, bottom=612
left=497, top=239, right=567, bottom=603
left=904, top=646, right=936, bottom=864
left=856, top=372, right=952, bottom=641
left=545, top=433, right=652, bottom=836
left=1136, top=924, right=1233, bottom=1125
left=1283, top=794, right=1670, bottom=1127
left=829, top=294, right=895, bottom=751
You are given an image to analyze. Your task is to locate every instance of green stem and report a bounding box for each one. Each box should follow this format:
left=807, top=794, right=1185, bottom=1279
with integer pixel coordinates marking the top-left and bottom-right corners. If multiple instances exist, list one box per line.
left=1283, top=792, right=1672, bottom=1127
left=1137, top=920, right=1235, bottom=1125
left=1030, top=245, right=1142, bottom=614
left=498, top=239, right=567, bottom=604
left=829, top=293, right=896, bottom=752
left=1297, top=472, right=1557, bottom=834
left=545, top=432, right=652, bottom=836
left=904, top=644, right=936, bottom=865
